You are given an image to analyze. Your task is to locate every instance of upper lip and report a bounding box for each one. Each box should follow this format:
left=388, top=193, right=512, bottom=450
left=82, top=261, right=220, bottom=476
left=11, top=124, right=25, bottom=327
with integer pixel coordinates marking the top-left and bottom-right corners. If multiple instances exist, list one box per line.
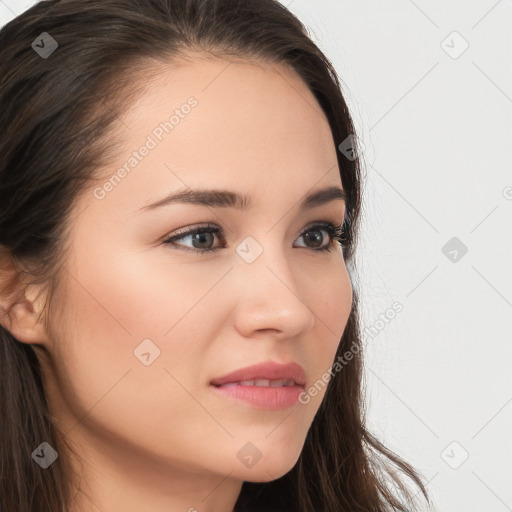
left=210, top=361, right=307, bottom=387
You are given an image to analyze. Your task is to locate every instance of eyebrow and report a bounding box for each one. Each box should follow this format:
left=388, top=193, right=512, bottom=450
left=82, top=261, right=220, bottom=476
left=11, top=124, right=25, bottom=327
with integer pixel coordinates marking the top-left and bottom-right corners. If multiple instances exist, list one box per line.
left=139, top=185, right=347, bottom=212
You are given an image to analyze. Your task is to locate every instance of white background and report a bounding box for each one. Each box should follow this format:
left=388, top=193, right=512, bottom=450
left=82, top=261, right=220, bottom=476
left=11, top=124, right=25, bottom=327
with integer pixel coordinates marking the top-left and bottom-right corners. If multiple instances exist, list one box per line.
left=1, top=1, right=511, bottom=511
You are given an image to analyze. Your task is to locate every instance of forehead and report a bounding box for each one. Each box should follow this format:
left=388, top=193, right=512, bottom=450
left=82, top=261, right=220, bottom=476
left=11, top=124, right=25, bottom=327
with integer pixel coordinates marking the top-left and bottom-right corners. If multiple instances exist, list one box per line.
left=120, top=55, right=334, bottom=156
left=88, top=56, right=342, bottom=216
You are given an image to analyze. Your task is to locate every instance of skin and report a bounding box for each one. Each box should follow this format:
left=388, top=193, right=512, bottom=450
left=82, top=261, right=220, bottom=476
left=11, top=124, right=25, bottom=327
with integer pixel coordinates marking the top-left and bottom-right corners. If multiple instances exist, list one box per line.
left=3, top=55, right=352, bottom=511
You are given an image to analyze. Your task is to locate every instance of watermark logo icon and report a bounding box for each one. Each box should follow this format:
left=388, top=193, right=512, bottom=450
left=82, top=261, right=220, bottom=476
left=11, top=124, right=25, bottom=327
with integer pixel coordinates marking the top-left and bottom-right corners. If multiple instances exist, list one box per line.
left=32, top=442, right=59, bottom=469
left=338, top=134, right=365, bottom=161
left=134, top=338, right=161, bottom=366
left=441, top=31, right=469, bottom=59
left=441, top=236, right=468, bottom=263
left=441, top=440, right=469, bottom=469
left=31, top=32, right=58, bottom=59
left=237, top=442, right=262, bottom=468
left=236, top=236, right=263, bottom=264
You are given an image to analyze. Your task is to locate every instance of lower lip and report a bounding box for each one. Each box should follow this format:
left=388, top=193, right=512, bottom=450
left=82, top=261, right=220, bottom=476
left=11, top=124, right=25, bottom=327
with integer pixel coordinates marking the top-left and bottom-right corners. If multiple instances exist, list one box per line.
left=209, top=384, right=304, bottom=410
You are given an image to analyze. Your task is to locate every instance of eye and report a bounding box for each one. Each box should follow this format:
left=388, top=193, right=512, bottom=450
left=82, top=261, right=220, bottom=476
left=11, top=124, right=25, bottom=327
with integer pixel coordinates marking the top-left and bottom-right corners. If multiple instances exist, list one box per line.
left=298, top=222, right=346, bottom=253
left=163, top=223, right=223, bottom=254
left=162, top=221, right=346, bottom=254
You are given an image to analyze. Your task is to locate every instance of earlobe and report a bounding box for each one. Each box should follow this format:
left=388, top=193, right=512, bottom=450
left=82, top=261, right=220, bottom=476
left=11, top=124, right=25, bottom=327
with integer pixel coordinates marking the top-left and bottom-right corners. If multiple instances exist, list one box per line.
left=0, top=256, right=50, bottom=345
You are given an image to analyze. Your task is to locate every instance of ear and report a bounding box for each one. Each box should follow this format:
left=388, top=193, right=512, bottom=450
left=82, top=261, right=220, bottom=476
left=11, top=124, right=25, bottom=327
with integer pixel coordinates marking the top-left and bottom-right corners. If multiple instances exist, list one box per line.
left=0, top=250, right=50, bottom=345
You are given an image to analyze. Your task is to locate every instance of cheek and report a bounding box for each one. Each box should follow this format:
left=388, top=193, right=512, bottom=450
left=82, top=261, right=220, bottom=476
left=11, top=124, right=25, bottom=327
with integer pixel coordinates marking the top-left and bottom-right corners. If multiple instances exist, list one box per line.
left=57, top=243, right=228, bottom=377
left=45, top=246, right=228, bottom=455
left=299, top=262, right=352, bottom=404
left=308, top=259, right=353, bottom=345
left=84, top=247, right=230, bottom=339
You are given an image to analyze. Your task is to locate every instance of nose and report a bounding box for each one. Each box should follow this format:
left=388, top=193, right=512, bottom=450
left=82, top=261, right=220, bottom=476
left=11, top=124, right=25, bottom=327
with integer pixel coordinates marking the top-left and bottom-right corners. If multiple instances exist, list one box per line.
left=230, top=242, right=316, bottom=340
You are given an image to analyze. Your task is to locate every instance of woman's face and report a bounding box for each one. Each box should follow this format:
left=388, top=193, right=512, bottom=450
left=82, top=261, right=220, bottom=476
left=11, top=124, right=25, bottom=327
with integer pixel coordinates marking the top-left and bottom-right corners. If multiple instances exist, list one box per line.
left=37, top=56, right=352, bottom=506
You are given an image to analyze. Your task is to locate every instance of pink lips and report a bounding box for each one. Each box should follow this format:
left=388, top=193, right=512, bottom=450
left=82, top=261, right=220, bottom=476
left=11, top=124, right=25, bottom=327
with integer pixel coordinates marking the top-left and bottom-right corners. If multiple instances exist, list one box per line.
left=210, top=361, right=307, bottom=387
left=209, top=361, right=307, bottom=410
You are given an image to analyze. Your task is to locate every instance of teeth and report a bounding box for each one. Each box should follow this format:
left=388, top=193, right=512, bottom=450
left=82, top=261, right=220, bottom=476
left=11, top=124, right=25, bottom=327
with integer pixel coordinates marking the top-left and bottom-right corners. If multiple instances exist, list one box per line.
left=224, top=379, right=295, bottom=387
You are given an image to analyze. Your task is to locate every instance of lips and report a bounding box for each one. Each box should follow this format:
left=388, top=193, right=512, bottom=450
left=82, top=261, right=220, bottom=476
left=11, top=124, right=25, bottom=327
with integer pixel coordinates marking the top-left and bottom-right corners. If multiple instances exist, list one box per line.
left=210, top=361, right=307, bottom=388
left=219, top=379, right=296, bottom=388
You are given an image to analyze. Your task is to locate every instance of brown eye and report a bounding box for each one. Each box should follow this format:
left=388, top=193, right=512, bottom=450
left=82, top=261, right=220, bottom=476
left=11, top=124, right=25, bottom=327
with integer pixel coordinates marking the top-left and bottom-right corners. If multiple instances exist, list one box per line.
left=294, top=223, right=343, bottom=253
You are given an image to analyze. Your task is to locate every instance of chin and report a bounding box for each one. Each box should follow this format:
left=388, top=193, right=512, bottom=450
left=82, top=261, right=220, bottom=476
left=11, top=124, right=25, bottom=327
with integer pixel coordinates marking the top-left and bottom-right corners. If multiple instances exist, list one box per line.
left=239, top=451, right=301, bottom=483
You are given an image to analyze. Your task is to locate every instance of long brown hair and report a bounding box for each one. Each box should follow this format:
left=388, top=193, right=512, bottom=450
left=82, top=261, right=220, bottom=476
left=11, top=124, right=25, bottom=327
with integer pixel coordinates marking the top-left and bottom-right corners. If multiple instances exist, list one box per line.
left=0, top=0, right=431, bottom=510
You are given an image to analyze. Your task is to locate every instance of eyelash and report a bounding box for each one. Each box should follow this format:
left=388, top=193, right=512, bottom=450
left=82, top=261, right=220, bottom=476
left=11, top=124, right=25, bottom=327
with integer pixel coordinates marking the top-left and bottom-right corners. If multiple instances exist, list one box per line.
left=162, top=221, right=346, bottom=255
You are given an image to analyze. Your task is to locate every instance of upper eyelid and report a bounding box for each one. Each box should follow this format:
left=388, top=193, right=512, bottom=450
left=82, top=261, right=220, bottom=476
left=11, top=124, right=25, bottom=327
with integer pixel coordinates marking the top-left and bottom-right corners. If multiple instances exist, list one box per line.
left=167, top=219, right=342, bottom=238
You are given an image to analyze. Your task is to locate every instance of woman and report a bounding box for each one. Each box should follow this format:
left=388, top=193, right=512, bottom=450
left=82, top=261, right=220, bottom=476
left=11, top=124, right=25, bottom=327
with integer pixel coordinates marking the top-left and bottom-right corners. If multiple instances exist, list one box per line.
left=0, top=0, right=431, bottom=510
